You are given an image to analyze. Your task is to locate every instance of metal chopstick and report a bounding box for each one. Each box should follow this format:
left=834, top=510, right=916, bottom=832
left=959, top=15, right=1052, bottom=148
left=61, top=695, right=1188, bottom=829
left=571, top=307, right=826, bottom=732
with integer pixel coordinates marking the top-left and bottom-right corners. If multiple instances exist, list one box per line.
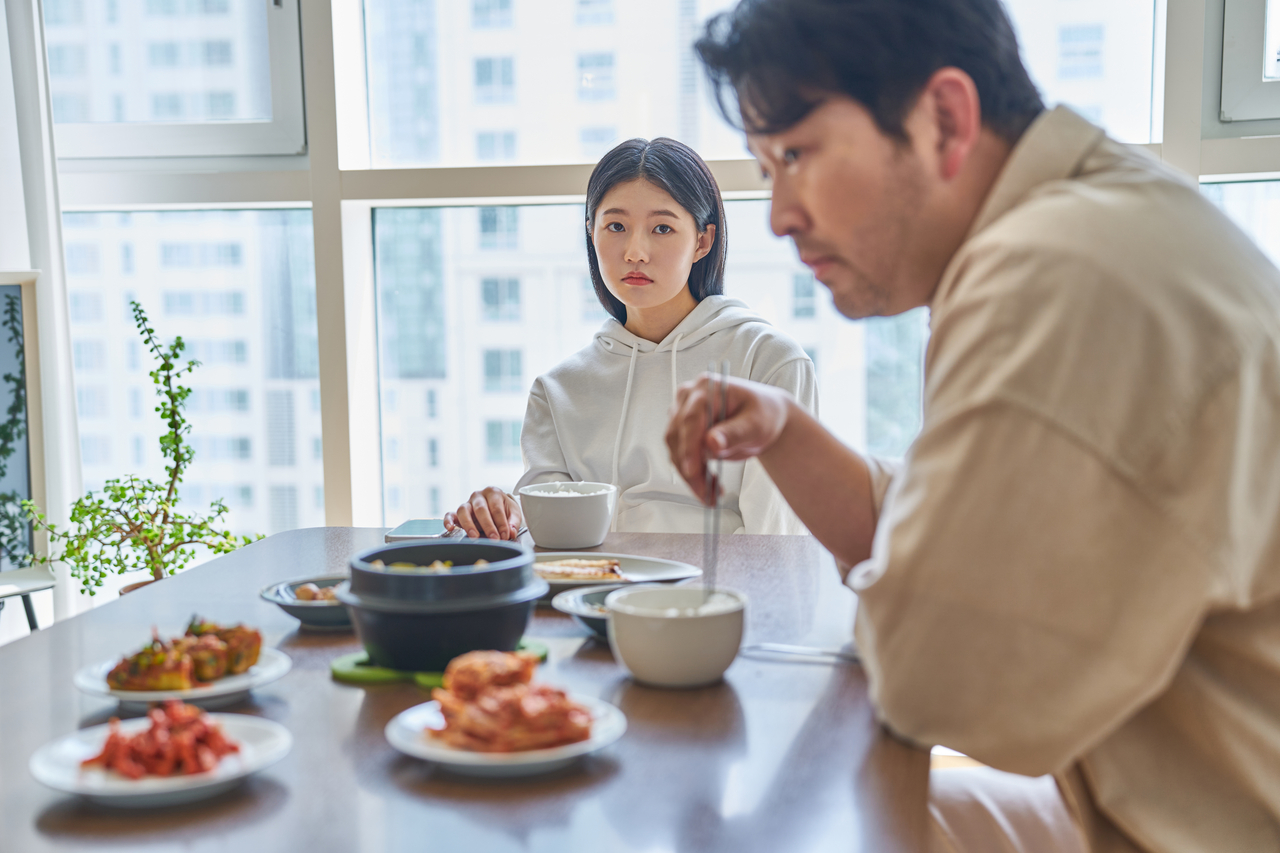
left=703, top=360, right=729, bottom=601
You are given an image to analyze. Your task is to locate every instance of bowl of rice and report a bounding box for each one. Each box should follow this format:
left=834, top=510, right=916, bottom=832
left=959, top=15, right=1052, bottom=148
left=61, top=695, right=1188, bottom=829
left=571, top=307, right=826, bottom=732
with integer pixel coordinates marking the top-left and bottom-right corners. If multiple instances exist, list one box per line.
left=517, top=481, right=618, bottom=549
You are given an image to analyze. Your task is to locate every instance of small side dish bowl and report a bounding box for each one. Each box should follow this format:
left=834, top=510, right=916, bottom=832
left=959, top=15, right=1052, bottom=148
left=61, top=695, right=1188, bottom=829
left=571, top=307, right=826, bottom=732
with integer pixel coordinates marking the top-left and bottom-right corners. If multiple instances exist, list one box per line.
left=518, top=482, right=617, bottom=549
left=551, top=583, right=625, bottom=639
left=260, top=575, right=352, bottom=631
left=606, top=585, right=746, bottom=688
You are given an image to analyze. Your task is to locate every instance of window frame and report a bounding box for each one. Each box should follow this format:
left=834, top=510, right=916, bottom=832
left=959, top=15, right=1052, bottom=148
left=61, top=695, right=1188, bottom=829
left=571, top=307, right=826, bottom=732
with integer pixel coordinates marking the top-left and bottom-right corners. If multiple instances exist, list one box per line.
left=46, top=0, right=1280, bottom=527
left=51, top=0, right=306, bottom=159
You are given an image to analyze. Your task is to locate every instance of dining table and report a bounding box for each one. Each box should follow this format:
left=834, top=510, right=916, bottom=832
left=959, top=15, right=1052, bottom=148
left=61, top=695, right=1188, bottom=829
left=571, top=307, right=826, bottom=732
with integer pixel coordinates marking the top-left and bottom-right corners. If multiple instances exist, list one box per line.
left=0, top=527, right=932, bottom=852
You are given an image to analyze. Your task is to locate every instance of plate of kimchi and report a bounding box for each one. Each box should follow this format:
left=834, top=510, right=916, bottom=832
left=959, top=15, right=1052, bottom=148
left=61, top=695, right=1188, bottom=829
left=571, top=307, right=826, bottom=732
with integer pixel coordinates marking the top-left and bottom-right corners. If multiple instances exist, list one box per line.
left=73, top=618, right=291, bottom=708
left=29, top=700, right=291, bottom=807
left=384, top=650, right=626, bottom=777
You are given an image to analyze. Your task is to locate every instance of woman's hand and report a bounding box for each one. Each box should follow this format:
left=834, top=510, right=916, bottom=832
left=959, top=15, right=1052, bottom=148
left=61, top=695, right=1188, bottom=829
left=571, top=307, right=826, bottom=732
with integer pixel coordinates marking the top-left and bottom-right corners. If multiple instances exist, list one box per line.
left=666, top=374, right=792, bottom=504
left=444, top=487, right=524, bottom=540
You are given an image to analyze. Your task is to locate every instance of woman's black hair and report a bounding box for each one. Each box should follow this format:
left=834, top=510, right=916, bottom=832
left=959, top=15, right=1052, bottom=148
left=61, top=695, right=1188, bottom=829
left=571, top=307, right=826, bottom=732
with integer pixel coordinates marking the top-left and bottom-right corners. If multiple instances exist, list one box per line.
left=585, top=137, right=727, bottom=324
left=695, top=0, right=1044, bottom=144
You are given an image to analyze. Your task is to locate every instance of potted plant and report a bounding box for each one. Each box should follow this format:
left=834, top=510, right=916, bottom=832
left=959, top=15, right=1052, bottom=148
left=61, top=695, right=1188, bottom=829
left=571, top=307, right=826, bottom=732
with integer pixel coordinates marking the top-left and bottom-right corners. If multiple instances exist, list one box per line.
left=24, top=301, right=261, bottom=596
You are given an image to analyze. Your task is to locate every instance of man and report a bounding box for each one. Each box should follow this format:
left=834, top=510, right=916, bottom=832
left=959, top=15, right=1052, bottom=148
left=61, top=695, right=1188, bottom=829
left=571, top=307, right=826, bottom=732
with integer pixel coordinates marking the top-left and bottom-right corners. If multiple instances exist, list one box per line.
left=666, top=1, right=1280, bottom=852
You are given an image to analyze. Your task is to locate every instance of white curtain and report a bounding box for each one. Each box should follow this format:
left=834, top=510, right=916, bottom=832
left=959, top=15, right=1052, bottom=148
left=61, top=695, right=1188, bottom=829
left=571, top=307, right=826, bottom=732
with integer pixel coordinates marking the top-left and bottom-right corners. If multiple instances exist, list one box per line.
left=2, top=0, right=86, bottom=621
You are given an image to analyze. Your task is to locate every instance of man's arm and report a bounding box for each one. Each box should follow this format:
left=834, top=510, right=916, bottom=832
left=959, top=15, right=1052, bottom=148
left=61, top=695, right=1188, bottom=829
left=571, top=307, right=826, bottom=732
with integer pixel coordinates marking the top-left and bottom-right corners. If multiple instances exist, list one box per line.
left=666, top=375, right=877, bottom=567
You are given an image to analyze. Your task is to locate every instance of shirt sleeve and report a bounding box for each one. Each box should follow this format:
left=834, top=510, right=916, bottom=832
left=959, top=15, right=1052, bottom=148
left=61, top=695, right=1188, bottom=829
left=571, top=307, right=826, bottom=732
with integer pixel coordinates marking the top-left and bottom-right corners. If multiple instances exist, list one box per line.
left=513, top=379, right=572, bottom=493
left=738, top=356, right=816, bottom=535
left=850, top=401, right=1214, bottom=776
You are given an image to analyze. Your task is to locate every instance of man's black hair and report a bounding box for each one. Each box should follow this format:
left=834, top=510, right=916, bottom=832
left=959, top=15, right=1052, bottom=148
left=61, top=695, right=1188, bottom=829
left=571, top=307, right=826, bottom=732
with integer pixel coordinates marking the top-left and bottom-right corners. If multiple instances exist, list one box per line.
left=695, top=0, right=1044, bottom=143
left=585, top=137, right=727, bottom=325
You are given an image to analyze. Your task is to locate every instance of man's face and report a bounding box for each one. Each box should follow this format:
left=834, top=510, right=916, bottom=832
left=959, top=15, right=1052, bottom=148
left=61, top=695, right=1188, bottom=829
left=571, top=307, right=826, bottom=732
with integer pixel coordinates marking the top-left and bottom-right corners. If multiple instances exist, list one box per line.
left=748, top=96, right=934, bottom=319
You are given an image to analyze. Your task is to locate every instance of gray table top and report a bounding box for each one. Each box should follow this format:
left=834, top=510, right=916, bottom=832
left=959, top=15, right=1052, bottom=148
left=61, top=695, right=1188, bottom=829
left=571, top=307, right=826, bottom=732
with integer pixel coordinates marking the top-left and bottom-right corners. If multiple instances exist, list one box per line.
left=0, top=527, right=929, bottom=852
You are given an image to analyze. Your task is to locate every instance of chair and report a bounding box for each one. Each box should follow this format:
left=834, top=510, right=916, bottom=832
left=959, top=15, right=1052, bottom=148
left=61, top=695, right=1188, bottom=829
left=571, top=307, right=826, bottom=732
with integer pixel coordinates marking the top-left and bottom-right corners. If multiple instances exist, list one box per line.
left=0, top=566, right=55, bottom=630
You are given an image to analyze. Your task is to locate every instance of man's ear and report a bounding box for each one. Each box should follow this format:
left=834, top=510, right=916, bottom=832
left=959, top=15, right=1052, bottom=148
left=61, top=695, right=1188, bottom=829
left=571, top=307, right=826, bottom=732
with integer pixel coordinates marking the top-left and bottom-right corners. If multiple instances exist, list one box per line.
left=919, top=67, right=982, bottom=181
left=694, top=223, right=717, bottom=262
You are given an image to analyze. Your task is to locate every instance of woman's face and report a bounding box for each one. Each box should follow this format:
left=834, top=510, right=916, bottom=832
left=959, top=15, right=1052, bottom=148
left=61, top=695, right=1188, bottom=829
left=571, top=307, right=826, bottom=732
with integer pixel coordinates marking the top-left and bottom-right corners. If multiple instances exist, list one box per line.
left=590, top=178, right=715, bottom=314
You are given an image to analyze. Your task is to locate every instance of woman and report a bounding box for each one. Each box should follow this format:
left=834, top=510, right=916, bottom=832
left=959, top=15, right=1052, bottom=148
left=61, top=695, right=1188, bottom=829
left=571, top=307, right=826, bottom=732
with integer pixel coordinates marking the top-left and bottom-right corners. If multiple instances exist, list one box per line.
left=445, top=137, right=816, bottom=538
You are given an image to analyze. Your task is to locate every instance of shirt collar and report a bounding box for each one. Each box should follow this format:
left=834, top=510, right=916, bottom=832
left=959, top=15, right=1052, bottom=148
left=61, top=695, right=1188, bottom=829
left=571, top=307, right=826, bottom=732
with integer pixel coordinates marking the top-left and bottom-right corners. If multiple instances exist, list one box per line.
left=966, top=105, right=1106, bottom=239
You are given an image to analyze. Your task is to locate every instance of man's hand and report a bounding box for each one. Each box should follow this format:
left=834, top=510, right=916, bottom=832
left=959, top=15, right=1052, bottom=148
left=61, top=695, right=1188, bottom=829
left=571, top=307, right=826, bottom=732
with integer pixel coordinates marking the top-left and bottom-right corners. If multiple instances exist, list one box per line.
left=666, top=374, right=792, bottom=504
left=444, top=487, right=524, bottom=540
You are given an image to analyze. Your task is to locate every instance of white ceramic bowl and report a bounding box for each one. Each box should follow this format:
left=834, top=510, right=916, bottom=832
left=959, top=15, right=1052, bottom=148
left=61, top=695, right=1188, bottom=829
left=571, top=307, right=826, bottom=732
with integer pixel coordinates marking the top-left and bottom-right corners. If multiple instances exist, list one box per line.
left=606, top=585, right=746, bottom=688
left=518, top=481, right=618, bottom=549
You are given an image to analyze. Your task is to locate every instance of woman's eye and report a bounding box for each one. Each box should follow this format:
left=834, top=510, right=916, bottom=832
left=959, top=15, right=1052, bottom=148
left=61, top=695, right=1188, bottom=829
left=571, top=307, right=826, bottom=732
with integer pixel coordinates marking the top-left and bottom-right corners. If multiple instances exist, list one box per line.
left=606, top=222, right=625, bottom=232
left=653, top=224, right=673, bottom=234
left=783, top=148, right=800, bottom=165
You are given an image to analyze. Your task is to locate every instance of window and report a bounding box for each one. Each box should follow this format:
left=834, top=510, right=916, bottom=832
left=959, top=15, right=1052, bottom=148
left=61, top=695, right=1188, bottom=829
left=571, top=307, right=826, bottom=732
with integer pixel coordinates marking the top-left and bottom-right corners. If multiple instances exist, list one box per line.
left=362, top=0, right=749, bottom=166
left=481, top=277, right=520, bottom=320
left=47, top=44, right=87, bottom=77
left=865, top=311, right=928, bottom=458
left=580, top=126, right=617, bottom=159
left=202, top=40, right=233, bottom=66
left=268, top=485, right=298, bottom=534
left=429, top=486, right=441, bottom=517
left=475, top=57, right=515, bottom=104
left=313, top=437, right=322, bottom=460
left=266, top=391, right=296, bottom=466
left=73, top=340, right=106, bottom=371
left=43, top=0, right=304, bottom=158
left=148, top=41, right=181, bottom=68
left=70, top=292, right=104, bottom=323
left=373, top=201, right=927, bottom=514
left=81, top=435, right=110, bottom=465
left=190, top=436, right=252, bottom=460
left=163, top=292, right=245, bottom=316
left=479, top=207, right=518, bottom=250
left=77, top=387, right=109, bottom=418
left=473, top=0, right=512, bottom=28
left=188, top=389, right=250, bottom=413
left=161, top=242, right=242, bottom=267
left=483, top=349, right=523, bottom=393
left=65, top=244, right=100, bottom=275
left=121, top=244, right=134, bottom=274
left=476, top=131, right=517, bottom=162
left=485, top=420, right=521, bottom=464
left=386, top=437, right=400, bottom=462
left=1002, top=1, right=1154, bottom=142
left=64, top=210, right=323, bottom=540
left=793, top=274, right=816, bottom=319
left=576, top=0, right=613, bottom=25
left=187, top=340, right=248, bottom=364
left=578, top=53, right=615, bottom=101
left=1058, top=25, right=1104, bottom=80
left=44, top=0, right=84, bottom=26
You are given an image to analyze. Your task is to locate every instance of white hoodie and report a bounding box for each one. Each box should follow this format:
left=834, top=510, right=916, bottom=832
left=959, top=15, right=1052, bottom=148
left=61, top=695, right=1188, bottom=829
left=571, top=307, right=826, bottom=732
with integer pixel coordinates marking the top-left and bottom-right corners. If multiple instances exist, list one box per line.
left=514, top=295, right=817, bottom=534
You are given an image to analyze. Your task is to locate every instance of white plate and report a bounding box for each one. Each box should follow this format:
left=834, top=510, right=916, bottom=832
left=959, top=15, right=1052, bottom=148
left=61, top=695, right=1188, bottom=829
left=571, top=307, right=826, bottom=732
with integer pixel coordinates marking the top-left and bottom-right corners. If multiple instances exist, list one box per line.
left=73, top=647, right=292, bottom=709
left=30, top=713, right=292, bottom=808
left=534, top=552, right=701, bottom=594
left=385, top=694, right=626, bottom=777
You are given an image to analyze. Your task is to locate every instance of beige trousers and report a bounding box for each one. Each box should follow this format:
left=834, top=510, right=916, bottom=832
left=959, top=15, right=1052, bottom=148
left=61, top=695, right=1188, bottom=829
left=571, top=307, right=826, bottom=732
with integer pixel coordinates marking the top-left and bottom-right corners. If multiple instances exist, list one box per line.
left=929, top=767, right=1088, bottom=853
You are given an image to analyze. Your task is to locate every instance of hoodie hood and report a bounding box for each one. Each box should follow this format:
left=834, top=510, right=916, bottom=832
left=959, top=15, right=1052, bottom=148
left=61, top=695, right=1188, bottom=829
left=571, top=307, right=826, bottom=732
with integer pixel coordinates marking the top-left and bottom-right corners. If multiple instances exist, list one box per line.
left=594, top=295, right=767, bottom=357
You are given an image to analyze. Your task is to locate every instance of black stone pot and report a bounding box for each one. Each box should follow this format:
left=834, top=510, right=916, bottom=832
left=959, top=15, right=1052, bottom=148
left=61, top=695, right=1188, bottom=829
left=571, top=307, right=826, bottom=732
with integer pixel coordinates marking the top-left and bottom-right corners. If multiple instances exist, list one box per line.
left=338, top=540, right=548, bottom=672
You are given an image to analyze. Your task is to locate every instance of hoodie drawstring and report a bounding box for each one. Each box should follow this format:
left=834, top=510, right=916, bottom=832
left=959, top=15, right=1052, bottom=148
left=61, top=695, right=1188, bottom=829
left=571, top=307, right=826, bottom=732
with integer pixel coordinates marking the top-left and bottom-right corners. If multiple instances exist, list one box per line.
left=609, top=342, right=640, bottom=530
left=669, top=333, right=685, bottom=483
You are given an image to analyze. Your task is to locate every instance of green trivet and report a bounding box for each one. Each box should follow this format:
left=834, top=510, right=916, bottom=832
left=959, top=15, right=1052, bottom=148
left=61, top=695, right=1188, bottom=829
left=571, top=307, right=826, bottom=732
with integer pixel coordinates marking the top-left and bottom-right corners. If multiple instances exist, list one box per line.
left=330, top=639, right=549, bottom=688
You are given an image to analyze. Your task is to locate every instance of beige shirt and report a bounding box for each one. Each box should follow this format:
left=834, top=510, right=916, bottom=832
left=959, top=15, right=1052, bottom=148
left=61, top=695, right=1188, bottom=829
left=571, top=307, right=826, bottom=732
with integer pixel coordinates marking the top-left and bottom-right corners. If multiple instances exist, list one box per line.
left=849, top=106, right=1280, bottom=853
